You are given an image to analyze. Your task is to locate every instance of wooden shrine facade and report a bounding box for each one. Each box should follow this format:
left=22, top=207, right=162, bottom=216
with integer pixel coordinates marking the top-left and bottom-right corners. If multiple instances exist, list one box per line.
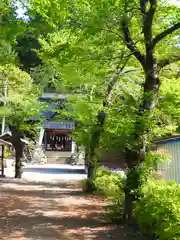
left=43, top=129, right=72, bottom=152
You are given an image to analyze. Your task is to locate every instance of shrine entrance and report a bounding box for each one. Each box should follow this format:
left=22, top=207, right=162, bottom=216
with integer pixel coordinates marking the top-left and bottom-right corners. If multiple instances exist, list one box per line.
left=43, top=129, right=72, bottom=152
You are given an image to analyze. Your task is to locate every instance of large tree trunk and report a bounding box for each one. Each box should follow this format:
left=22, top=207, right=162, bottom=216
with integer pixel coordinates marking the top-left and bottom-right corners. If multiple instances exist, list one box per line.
left=84, top=147, right=88, bottom=169
left=123, top=71, right=160, bottom=221
left=123, top=147, right=144, bottom=221
left=10, top=125, right=23, bottom=179
left=15, top=145, right=23, bottom=178
left=84, top=147, right=92, bottom=177
left=87, top=161, right=94, bottom=179
left=122, top=69, right=160, bottom=221
left=123, top=71, right=159, bottom=221
left=87, top=111, right=106, bottom=180
left=123, top=186, right=133, bottom=222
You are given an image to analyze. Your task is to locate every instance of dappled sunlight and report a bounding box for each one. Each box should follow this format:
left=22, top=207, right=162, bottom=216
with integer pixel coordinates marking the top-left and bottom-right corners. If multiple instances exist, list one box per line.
left=0, top=178, right=148, bottom=239
left=0, top=231, right=25, bottom=239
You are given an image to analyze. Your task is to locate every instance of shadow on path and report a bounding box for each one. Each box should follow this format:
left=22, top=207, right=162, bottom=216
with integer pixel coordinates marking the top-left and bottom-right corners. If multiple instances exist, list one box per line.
left=0, top=178, right=149, bottom=240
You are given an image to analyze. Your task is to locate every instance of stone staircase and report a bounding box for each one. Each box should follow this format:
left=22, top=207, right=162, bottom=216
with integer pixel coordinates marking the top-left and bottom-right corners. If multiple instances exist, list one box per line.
left=45, top=151, right=72, bottom=164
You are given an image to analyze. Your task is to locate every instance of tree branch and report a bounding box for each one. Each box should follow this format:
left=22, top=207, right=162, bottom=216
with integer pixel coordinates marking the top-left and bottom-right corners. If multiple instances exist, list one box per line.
left=119, top=69, right=137, bottom=76
left=153, top=22, right=180, bottom=48
left=158, top=55, right=180, bottom=68
left=121, top=21, right=145, bottom=67
left=104, top=53, right=134, bottom=107
left=46, top=42, right=69, bottom=58
left=140, top=0, right=157, bottom=54
left=158, top=56, right=180, bottom=69
left=140, top=0, right=149, bottom=14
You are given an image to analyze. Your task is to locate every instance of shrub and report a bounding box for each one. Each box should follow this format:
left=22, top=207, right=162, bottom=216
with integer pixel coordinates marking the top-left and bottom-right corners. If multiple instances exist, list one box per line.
left=81, top=167, right=125, bottom=221
left=105, top=192, right=124, bottom=223
left=93, top=167, right=125, bottom=222
left=95, top=167, right=111, bottom=178
left=134, top=179, right=180, bottom=240
left=81, top=167, right=110, bottom=193
left=94, top=167, right=124, bottom=196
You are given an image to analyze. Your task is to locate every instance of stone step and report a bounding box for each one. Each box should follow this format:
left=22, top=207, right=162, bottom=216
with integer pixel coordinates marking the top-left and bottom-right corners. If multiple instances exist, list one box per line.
left=47, top=157, right=67, bottom=164
left=45, top=151, right=71, bottom=164
left=45, top=151, right=71, bottom=158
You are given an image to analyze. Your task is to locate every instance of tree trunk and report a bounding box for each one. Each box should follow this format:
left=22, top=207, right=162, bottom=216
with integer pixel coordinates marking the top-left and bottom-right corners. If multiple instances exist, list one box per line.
left=14, top=138, right=23, bottom=178
left=15, top=147, right=22, bottom=178
left=122, top=71, right=159, bottom=221
left=123, top=144, right=146, bottom=221
left=123, top=164, right=141, bottom=222
left=143, top=63, right=160, bottom=111
left=87, top=111, right=106, bottom=179
left=85, top=147, right=88, bottom=169
left=122, top=72, right=159, bottom=221
left=123, top=187, right=133, bottom=222
left=87, top=161, right=94, bottom=179
left=0, top=145, right=5, bottom=177
left=10, top=125, right=23, bottom=179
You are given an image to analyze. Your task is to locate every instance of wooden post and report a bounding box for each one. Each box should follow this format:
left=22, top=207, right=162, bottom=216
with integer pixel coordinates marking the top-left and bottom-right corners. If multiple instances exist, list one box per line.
left=44, top=130, right=47, bottom=150
left=1, top=145, right=5, bottom=177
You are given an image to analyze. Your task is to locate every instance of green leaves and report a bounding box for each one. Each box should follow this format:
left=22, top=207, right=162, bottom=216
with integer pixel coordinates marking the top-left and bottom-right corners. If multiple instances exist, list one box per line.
left=27, top=0, right=180, bottom=153
left=134, top=179, right=180, bottom=240
left=0, top=64, right=43, bottom=132
left=0, top=107, right=11, bottom=117
left=0, top=0, right=25, bottom=65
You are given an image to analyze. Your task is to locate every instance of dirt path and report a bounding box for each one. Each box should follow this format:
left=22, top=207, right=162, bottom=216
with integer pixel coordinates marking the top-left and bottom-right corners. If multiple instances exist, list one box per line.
left=0, top=179, right=147, bottom=240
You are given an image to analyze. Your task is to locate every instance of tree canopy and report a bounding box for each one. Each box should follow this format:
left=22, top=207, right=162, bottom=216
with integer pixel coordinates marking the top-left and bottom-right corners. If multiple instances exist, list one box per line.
left=1, top=0, right=180, bottom=217
left=26, top=0, right=180, bottom=219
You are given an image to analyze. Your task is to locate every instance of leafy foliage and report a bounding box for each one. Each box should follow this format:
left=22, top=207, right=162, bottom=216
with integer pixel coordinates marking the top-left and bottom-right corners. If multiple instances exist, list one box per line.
left=134, top=179, right=180, bottom=240
left=27, top=0, right=180, bottom=225
left=28, top=0, right=180, bottom=152
left=94, top=167, right=124, bottom=196
left=0, top=0, right=25, bottom=66
left=0, top=64, right=44, bottom=134
left=84, top=167, right=125, bottom=222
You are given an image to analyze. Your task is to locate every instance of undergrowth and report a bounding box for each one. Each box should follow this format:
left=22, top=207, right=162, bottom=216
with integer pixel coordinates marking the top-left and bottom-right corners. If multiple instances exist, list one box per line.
left=82, top=166, right=180, bottom=240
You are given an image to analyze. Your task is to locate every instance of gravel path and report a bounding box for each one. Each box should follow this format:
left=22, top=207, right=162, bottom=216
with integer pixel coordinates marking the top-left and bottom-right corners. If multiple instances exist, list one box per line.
left=0, top=178, right=148, bottom=240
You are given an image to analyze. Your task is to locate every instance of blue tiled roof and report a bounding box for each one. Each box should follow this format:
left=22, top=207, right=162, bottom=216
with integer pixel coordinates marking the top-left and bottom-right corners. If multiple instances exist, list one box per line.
left=30, top=101, right=59, bottom=121
left=43, top=121, right=75, bottom=129
left=41, top=102, right=58, bottom=119
left=30, top=91, right=67, bottom=121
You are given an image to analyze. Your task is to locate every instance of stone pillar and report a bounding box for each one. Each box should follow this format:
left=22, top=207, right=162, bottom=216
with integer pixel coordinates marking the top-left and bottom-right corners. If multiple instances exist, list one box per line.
left=38, top=127, right=45, bottom=147
left=44, top=130, right=47, bottom=150
left=71, top=141, right=76, bottom=154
